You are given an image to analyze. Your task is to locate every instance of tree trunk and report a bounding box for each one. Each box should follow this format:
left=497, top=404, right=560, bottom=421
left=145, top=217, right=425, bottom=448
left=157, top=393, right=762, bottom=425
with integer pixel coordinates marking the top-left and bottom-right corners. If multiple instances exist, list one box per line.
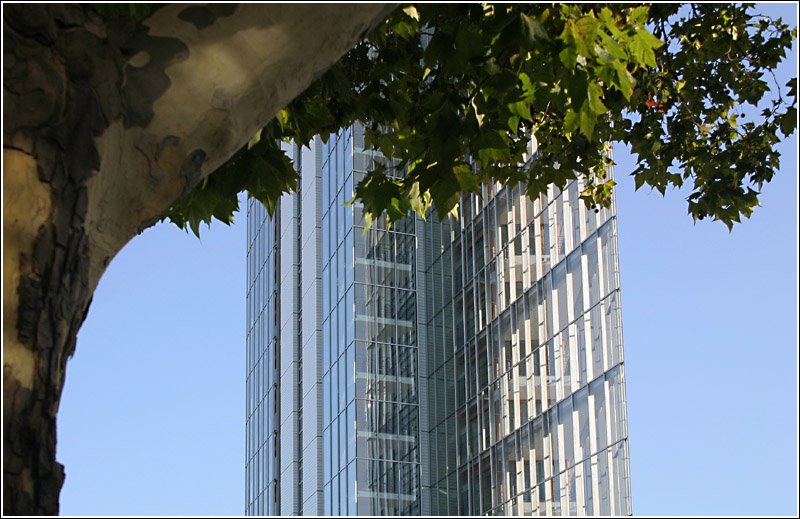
left=3, top=146, right=93, bottom=515
left=2, top=4, right=393, bottom=514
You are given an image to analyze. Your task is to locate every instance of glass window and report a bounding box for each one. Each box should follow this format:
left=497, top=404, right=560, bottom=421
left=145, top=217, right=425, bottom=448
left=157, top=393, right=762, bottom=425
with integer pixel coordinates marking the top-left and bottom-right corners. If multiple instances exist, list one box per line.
left=339, top=409, right=347, bottom=464
left=339, top=355, right=347, bottom=412
left=575, top=387, right=590, bottom=462
left=599, top=221, right=616, bottom=297
left=333, top=135, right=342, bottom=186
left=323, top=482, right=331, bottom=515
left=323, top=371, right=331, bottom=424
left=347, top=402, right=356, bottom=460
left=322, top=213, right=330, bottom=261
left=560, top=396, right=574, bottom=470
left=576, top=317, right=588, bottom=388
left=603, top=295, right=620, bottom=368
left=330, top=249, right=337, bottom=310
left=343, top=232, right=352, bottom=290
left=332, top=413, right=340, bottom=472
left=337, top=190, right=345, bottom=244
left=611, top=442, right=631, bottom=514
left=335, top=244, right=346, bottom=301
left=345, top=197, right=353, bottom=234
left=568, top=249, right=583, bottom=321
left=606, top=365, right=626, bottom=444
left=337, top=300, right=346, bottom=358
left=345, top=286, right=354, bottom=346
left=332, top=472, right=340, bottom=515
left=597, top=449, right=611, bottom=515
left=554, top=262, right=568, bottom=333
left=590, top=306, right=604, bottom=379
left=591, top=378, right=607, bottom=452
left=347, top=344, right=355, bottom=404
left=331, top=362, right=339, bottom=416
left=323, top=425, right=331, bottom=482
left=322, top=266, right=330, bottom=319
left=584, top=235, right=599, bottom=307
left=539, top=276, right=552, bottom=342
left=568, top=182, right=582, bottom=247
left=347, top=461, right=356, bottom=515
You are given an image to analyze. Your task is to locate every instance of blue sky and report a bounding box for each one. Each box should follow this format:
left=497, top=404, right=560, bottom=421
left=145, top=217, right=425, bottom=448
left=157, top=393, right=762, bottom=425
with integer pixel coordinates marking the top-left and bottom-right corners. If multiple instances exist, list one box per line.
left=58, top=4, right=797, bottom=516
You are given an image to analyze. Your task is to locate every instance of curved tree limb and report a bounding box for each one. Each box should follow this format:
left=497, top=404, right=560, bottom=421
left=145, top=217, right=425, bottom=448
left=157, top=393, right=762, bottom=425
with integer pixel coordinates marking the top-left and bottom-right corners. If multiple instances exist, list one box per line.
left=2, top=4, right=393, bottom=514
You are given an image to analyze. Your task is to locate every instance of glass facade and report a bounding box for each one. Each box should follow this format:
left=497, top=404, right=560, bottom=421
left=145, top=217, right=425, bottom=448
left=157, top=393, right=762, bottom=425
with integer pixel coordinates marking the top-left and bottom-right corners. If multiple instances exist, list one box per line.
left=422, top=179, right=631, bottom=515
left=245, top=198, right=280, bottom=515
left=246, top=125, right=630, bottom=516
left=320, top=127, right=421, bottom=515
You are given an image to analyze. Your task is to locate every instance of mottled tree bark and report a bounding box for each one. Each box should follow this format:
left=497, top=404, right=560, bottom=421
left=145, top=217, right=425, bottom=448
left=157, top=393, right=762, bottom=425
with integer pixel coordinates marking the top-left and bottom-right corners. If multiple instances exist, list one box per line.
left=2, top=4, right=393, bottom=514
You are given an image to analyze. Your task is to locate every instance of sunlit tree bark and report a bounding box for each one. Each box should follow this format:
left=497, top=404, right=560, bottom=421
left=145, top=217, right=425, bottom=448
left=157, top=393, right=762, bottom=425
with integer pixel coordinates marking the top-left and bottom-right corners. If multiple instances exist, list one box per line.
left=2, top=4, right=392, bottom=514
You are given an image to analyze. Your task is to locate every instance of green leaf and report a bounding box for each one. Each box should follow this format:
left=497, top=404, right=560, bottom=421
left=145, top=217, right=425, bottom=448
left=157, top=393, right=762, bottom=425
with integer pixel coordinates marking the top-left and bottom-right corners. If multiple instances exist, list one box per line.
left=519, top=72, right=535, bottom=99
left=627, top=5, right=649, bottom=26
left=471, top=97, right=485, bottom=127
left=247, top=129, right=262, bottom=150
left=559, top=45, right=578, bottom=69
left=612, top=61, right=634, bottom=100
left=453, top=164, right=480, bottom=194
left=454, top=24, right=485, bottom=67
left=402, top=5, right=420, bottom=21
left=587, top=81, right=608, bottom=114
left=598, top=31, right=627, bottom=61
left=429, top=171, right=462, bottom=219
left=630, top=29, right=663, bottom=68
left=508, top=100, right=532, bottom=122
left=475, top=130, right=510, bottom=165
left=277, top=108, right=290, bottom=129
left=162, top=3, right=797, bottom=235
left=570, top=15, right=600, bottom=57
left=393, top=19, right=417, bottom=40
left=507, top=115, right=520, bottom=133
left=579, top=103, right=597, bottom=138
left=407, top=181, right=431, bottom=219
left=520, top=12, right=549, bottom=44
left=564, top=109, right=580, bottom=133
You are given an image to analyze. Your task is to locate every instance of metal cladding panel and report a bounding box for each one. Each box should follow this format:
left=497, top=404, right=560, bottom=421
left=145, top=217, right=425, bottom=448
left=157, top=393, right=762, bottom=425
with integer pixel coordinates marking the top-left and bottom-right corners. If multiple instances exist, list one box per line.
left=278, top=203, right=296, bottom=334
left=301, top=483, right=321, bottom=517
left=415, top=217, right=432, bottom=516
left=301, top=431, right=322, bottom=508
left=279, top=460, right=299, bottom=514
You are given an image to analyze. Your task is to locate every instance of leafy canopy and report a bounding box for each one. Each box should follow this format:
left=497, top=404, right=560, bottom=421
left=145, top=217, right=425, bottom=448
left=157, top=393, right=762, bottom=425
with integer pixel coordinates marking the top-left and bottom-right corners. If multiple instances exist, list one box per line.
left=160, top=3, right=796, bottom=234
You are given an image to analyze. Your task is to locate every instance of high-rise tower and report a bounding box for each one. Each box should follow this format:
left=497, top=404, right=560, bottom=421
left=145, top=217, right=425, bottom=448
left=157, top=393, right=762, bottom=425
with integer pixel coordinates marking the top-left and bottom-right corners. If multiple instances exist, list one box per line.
left=245, top=125, right=631, bottom=515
